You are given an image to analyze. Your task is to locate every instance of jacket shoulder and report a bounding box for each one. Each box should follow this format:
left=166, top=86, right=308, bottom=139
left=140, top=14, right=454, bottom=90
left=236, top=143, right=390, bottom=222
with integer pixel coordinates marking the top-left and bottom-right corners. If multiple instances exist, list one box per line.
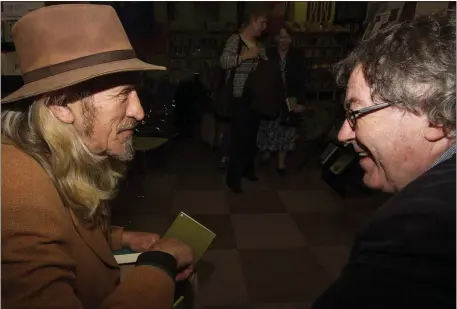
left=2, top=143, right=53, bottom=185
left=382, top=156, right=456, bottom=218
left=226, top=33, right=240, bottom=44
left=355, top=157, right=456, bottom=260
left=2, top=143, right=64, bottom=214
left=288, top=47, right=304, bottom=61
left=266, top=47, right=278, bottom=59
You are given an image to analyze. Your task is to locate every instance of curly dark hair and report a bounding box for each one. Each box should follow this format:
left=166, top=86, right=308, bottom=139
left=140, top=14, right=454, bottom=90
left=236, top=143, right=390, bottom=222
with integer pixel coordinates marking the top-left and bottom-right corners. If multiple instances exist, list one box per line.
left=276, top=23, right=296, bottom=37
left=335, top=12, right=456, bottom=137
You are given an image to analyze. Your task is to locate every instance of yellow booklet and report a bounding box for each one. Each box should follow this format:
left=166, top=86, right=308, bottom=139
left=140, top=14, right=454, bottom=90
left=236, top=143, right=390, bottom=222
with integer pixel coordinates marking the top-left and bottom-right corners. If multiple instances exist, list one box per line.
left=167, top=212, right=215, bottom=308
left=114, top=212, right=216, bottom=265
left=114, top=212, right=215, bottom=308
left=164, top=212, right=216, bottom=263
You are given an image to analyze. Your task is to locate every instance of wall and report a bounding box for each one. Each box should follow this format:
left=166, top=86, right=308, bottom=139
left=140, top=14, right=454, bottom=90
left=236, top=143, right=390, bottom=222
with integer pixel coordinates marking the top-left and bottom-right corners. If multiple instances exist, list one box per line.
left=415, top=1, right=452, bottom=17
left=154, top=2, right=167, bottom=23
left=166, top=2, right=237, bottom=30
left=365, top=2, right=405, bottom=22
left=366, top=1, right=453, bottom=22
left=148, top=2, right=238, bottom=69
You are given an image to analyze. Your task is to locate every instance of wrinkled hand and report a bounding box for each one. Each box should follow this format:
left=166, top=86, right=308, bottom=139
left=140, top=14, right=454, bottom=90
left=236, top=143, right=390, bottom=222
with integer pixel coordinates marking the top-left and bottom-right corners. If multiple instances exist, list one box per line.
left=176, top=264, right=195, bottom=282
left=150, top=238, right=194, bottom=282
left=122, top=231, right=161, bottom=253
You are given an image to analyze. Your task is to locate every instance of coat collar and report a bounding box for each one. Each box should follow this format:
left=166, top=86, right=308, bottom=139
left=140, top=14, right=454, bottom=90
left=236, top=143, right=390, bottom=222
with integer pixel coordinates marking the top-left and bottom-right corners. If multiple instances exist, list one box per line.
left=2, top=136, right=14, bottom=145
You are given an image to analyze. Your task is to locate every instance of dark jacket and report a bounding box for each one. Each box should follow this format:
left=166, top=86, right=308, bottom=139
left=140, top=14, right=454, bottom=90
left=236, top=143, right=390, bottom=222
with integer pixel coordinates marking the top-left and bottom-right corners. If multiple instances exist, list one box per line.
left=267, top=46, right=306, bottom=104
left=244, top=59, right=285, bottom=120
left=312, top=155, right=456, bottom=309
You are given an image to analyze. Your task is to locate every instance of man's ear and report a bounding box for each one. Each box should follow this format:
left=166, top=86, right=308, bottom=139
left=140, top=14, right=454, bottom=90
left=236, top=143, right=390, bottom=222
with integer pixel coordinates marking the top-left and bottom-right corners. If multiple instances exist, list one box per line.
left=424, top=122, right=447, bottom=142
left=48, top=104, right=75, bottom=124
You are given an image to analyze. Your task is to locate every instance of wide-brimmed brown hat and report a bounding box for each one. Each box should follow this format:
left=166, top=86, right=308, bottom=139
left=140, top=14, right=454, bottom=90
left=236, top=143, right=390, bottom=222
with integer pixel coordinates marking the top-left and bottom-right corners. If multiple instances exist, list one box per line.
left=1, top=4, right=166, bottom=104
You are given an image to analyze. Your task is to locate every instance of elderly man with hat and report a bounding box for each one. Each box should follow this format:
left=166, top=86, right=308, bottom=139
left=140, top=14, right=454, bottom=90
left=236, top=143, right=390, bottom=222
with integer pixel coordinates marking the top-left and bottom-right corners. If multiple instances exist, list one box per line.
left=2, top=4, right=194, bottom=309
left=311, top=12, right=456, bottom=309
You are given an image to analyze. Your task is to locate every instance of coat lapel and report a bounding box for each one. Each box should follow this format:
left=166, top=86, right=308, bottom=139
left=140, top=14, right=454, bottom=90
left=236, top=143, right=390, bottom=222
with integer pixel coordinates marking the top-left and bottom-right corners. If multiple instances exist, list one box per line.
left=68, top=209, right=119, bottom=269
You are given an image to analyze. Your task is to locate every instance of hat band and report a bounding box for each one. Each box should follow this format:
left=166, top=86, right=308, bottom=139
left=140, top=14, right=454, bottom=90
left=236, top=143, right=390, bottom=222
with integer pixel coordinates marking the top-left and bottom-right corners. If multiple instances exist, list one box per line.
left=22, top=49, right=137, bottom=84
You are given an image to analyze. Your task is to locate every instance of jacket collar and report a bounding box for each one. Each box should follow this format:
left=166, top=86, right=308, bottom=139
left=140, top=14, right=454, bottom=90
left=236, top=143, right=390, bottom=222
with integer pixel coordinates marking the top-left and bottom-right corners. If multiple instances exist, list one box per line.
left=2, top=136, right=14, bottom=145
left=428, top=143, right=456, bottom=171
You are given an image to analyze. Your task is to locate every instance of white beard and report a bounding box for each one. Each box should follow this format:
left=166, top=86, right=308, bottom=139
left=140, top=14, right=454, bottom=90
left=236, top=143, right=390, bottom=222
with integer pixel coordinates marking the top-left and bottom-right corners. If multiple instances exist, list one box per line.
left=111, top=136, right=135, bottom=162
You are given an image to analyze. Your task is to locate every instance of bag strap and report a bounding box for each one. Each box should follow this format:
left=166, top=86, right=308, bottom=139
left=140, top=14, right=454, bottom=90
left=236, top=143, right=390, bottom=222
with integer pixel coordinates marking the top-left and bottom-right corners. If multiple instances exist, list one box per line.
left=227, top=35, right=243, bottom=84
left=235, top=34, right=243, bottom=63
left=247, top=44, right=264, bottom=75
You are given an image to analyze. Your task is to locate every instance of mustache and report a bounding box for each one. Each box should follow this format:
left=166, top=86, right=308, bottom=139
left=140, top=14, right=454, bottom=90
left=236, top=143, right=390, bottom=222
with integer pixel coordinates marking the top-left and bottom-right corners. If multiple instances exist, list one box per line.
left=117, top=120, right=139, bottom=133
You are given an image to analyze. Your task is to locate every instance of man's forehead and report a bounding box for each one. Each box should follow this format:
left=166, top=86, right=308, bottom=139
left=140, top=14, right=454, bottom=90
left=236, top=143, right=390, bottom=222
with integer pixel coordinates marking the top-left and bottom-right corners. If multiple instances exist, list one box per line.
left=345, top=66, right=371, bottom=109
left=348, top=65, right=365, bottom=86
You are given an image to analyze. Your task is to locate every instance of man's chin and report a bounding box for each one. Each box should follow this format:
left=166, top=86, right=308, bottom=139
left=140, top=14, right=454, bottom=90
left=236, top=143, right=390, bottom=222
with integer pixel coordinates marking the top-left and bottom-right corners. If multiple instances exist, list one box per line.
left=108, top=140, right=135, bottom=162
left=114, top=152, right=135, bottom=162
left=362, top=167, right=395, bottom=192
left=359, top=158, right=380, bottom=188
left=362, top=172, right=384, bottom=190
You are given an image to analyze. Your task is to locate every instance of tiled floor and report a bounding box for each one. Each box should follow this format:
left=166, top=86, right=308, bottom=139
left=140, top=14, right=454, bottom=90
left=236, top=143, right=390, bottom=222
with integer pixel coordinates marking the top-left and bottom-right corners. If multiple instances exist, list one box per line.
left=111, top=137, right=389, bottom=309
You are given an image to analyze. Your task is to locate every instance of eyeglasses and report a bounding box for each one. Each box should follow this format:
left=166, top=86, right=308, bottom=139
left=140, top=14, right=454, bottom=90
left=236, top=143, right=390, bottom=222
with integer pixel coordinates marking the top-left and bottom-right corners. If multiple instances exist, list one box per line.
left=345, top=102, right=391, bottom=130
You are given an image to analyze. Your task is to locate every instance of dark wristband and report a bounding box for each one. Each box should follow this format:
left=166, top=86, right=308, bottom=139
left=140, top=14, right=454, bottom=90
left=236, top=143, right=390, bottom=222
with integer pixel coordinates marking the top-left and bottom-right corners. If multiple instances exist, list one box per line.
left=136, top=251, right=178, bottom=280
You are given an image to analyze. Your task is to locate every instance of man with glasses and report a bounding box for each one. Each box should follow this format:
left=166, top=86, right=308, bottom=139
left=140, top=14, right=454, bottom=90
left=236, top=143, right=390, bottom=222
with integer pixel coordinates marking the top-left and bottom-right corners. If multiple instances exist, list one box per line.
left=312, top=13, right=455, bottom=309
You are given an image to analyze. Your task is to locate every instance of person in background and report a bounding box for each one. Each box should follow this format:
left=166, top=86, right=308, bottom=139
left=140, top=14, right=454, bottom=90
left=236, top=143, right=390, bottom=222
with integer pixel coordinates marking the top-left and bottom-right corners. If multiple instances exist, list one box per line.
left=220, top=8, right=268, bottom=193
left=312, top=13, right=455, bottom=309
left=2, top=5, right=194, bottom=309
left=257, top=25, right=306, bottom=175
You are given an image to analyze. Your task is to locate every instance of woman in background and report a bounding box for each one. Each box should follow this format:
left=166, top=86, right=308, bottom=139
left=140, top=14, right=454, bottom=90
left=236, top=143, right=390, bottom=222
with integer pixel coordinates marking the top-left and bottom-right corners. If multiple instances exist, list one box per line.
left=257, top=25, right=306, bottom=175
left=219, top=8, right=268, bottom=193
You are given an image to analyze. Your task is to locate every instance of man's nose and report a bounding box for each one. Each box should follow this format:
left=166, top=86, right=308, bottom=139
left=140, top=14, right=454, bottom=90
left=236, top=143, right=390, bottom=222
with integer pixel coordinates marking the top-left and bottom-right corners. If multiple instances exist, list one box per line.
left=126, top=91, right=144, bottom=122
left=338, top=119, right=355, bottom=143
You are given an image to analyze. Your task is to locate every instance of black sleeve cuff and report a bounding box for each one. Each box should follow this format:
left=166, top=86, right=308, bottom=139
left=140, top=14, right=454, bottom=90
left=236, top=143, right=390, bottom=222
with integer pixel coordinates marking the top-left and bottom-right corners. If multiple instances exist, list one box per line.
left=136, top=251, right=178, bottom=280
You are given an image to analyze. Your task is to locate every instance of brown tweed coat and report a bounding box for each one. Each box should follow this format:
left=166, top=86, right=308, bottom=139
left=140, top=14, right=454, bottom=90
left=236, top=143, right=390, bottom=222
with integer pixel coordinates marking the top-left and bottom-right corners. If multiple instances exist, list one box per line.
left=2, top=140, right=175, bottom=309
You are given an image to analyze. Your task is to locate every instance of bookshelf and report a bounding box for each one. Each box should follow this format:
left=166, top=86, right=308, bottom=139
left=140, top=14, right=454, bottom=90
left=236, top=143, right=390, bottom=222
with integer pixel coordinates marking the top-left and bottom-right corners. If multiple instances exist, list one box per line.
left=1, top=18, right=23, bottom=98
left=293, top=30, right=354, bottom=103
